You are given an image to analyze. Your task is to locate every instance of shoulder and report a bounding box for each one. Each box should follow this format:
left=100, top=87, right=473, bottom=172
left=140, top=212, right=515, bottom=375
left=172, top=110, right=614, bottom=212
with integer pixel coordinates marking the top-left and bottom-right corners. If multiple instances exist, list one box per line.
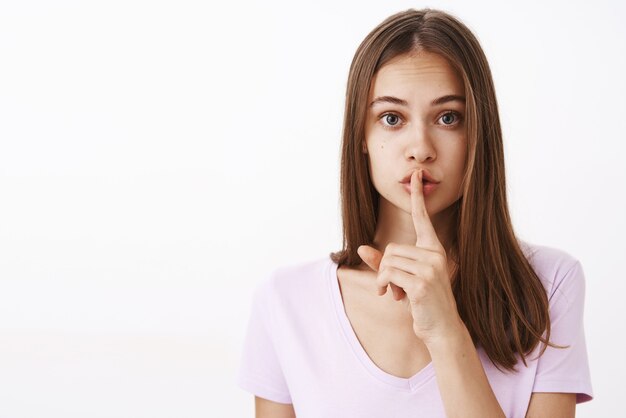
left=254, top=255, right=332, bottom=305
left=518, top=240, right=594, bottom=403
left=516, top=238, right=585, bottom=301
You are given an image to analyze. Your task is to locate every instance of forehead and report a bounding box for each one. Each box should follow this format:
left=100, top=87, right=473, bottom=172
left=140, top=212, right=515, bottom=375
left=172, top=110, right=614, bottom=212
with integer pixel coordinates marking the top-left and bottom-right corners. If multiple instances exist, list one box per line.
left=369, top=52, right=464, bottom=98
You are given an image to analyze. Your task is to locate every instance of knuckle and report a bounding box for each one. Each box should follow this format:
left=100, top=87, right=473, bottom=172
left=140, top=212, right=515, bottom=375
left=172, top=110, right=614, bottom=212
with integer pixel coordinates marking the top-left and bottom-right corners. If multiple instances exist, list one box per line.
left=413, top=281, right=427, bottom=299
left=375, top=274, right=384, bottom=286
left=379, top=257, right=388, bottom=270
left=377, top=270, right=390, bottom=286
left=429, top=253, right=446, bottom=273
left=427, top=264, right=436, bottom=277
left=421, top=264, right=435, bottom=280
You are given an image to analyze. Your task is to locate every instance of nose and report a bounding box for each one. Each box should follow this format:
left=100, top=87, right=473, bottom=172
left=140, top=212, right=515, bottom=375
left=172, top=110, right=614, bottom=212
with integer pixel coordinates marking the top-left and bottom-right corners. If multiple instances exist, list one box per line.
left=405, top=125, right=436, bottom=163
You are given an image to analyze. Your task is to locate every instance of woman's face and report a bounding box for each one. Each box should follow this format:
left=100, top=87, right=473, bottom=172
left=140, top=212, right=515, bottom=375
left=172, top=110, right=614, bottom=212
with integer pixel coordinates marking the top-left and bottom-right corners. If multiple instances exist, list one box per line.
left=364, top=51, right=467, bottom=224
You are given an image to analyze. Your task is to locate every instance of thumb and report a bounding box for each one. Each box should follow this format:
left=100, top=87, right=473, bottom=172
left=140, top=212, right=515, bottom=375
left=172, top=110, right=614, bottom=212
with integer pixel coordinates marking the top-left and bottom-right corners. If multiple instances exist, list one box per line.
left=357, top=245, right=382, bottom=272
left=357, top=244, right=406, bottom=300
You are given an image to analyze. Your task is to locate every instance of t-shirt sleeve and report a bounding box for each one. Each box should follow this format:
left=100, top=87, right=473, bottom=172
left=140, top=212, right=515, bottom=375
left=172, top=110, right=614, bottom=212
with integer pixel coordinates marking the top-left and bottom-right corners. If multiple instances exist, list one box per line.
left=236, top=275, right=292, bottom=404
left=532, top=260, right=594, bottom=403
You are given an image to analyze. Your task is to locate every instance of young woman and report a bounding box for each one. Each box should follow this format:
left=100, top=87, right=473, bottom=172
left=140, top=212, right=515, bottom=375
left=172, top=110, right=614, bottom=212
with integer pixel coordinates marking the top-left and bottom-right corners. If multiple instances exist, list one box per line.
left=237, top=8, right=593, bottom=418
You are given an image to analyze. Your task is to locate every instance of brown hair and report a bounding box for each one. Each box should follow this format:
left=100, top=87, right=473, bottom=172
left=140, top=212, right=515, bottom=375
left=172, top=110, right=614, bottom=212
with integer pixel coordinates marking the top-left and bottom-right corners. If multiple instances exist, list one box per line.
left=329, top=8, right=566, bottom=373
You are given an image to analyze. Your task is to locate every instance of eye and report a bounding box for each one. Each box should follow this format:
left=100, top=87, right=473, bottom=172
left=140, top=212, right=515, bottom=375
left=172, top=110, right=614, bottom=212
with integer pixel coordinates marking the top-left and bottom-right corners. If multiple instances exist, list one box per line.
left=438, top=111, right=463, bottom=127
left=379, top=113, right=403, bottom=130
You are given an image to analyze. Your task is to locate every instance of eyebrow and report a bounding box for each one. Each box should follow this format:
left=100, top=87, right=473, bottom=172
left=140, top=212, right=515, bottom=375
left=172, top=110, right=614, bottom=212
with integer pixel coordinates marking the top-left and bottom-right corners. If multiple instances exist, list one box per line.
left=369, top=94, right=466, bottom=108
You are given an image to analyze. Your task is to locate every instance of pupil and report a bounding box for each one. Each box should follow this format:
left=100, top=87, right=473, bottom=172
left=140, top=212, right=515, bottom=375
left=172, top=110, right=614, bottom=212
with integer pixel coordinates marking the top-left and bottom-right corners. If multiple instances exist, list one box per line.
left=443, top=114, right=453, bottom=124
left=386, top=115, right=398, bottom=125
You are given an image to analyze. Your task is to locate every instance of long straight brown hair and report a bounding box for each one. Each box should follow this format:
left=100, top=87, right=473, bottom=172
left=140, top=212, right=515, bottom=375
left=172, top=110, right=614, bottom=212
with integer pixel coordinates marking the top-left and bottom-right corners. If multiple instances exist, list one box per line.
left=329, top=8, right=566, bottom=373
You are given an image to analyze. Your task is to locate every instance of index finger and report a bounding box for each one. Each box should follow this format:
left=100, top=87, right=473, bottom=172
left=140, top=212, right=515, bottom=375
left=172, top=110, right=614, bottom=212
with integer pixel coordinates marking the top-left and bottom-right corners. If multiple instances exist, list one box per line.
left=411, top=169, right=443, bottom=250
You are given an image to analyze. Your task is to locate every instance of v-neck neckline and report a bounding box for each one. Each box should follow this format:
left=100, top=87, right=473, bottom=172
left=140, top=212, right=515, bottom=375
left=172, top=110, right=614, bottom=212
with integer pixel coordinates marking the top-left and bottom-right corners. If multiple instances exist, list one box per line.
left=326, top=256, right=436, bottom=392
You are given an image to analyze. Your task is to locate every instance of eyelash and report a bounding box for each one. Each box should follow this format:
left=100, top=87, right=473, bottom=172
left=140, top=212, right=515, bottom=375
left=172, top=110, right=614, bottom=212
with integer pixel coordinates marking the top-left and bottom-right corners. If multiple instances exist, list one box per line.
left=378, top=111, right=463, bottom=130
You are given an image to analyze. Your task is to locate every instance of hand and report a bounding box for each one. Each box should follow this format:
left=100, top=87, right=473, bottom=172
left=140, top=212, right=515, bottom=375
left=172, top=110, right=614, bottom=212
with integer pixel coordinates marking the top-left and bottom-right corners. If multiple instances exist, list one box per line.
left=357, top=169, right=464, bottom=346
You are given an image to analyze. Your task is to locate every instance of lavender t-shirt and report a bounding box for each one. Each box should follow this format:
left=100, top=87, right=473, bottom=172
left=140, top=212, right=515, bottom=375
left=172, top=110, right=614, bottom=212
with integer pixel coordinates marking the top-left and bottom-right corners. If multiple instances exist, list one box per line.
left=236, top=240, right=593, bottom=417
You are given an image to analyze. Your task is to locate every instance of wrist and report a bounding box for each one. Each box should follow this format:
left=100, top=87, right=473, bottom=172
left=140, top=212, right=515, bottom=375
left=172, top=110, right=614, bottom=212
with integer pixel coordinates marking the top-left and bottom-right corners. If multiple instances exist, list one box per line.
left=425, top=319, right=470, bottom=353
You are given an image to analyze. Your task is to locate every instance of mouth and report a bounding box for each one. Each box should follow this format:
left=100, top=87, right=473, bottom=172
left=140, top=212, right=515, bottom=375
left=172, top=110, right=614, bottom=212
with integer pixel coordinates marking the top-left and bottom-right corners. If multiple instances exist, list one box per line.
left=400, top=169, right=440, bottom=185
left=401, top=179, right=439, bottom=196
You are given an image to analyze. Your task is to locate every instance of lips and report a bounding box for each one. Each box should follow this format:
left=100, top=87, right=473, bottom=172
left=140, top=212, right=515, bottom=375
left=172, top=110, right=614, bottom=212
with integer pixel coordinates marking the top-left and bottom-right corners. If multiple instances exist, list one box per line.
left=402, top=181, right=438, bottom=197
left=400, top=169, right=440, bottom=185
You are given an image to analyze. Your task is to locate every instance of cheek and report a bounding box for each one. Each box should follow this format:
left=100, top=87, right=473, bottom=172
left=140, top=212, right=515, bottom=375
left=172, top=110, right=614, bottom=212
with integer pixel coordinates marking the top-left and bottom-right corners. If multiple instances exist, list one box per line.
left=456, top=152, right=467, bottom=174
left=366, top=146, right=392, bottom=176
left=451, top=142, right=467, bottom=172
left=365, top=151, right=393, bottom=193
left=451, top=146, right=468, bottom=193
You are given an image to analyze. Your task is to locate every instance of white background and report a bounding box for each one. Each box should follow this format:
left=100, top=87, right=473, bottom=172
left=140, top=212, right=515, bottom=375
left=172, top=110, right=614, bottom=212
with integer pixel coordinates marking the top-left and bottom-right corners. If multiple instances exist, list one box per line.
left=0, top=0, right=624, bottom=416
